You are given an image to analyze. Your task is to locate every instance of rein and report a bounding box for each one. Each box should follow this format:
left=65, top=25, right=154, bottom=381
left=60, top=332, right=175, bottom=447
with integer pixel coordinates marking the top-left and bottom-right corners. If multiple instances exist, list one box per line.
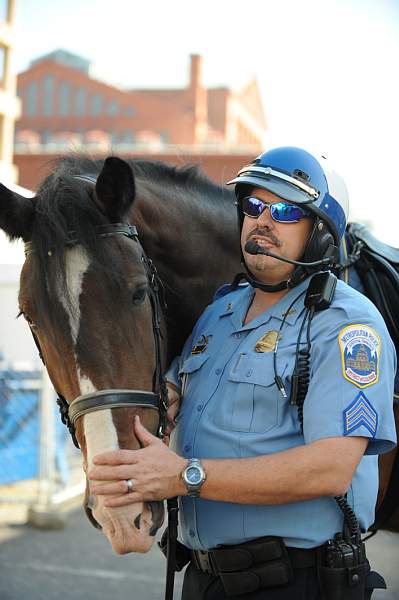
left=23, top=176, right=179, bottom=600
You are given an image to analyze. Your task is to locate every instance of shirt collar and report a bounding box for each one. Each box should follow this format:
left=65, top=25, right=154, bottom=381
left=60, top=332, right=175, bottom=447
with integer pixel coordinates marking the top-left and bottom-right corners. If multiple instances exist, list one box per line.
left=219, top=277, right=310, bottom=332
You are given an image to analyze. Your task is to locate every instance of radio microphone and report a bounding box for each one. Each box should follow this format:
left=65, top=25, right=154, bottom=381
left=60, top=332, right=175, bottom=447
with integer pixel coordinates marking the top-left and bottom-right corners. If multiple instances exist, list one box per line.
left=244, top=240, right=331, bottom=267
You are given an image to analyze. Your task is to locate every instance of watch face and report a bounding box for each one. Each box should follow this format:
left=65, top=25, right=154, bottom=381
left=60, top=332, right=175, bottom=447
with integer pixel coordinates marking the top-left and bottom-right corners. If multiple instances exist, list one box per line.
left=186, top=466, right=202, bottom=485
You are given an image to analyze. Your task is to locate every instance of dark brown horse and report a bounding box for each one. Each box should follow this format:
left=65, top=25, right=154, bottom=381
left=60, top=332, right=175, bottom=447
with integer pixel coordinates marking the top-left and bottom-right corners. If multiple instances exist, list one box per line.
left=0, top=155, right=239, bottom=554
left=0, top=155, right=397, bottom=556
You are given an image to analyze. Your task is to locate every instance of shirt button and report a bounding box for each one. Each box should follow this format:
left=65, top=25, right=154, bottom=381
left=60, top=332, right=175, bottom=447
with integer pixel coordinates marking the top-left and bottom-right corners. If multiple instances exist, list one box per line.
left=246, top=369, right=253, bottom=377
left=184, top=444, right=191, bottom=453
left=189, top=530, right=196, bottom=538
left=234, top=333, right=241, bottom=339
left=215, top=368, right=221, bottom=375
left=197, top=405, right=203, bottom=412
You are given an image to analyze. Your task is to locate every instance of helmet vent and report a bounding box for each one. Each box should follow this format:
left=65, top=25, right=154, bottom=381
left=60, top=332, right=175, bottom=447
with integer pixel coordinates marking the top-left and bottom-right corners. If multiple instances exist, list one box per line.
left=293, top=169, right=310, bottom=183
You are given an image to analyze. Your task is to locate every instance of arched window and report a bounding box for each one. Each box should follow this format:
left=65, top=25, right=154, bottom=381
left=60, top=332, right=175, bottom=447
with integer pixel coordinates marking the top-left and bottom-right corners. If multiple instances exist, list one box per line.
left=107, top=100, right=119, bottom=116
left=43, top=75, right=54, bottom=116
left=26, top=81, right=38, bottom=116
left=75, top=88, right=86, bottom=116
left=59, top=81, right=70, bottom=116
left=91, top=93, right=103, bottom=116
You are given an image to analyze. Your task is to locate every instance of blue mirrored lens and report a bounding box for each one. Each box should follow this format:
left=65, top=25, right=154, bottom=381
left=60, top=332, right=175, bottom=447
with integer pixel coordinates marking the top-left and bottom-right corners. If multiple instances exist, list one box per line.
left=242, top=197, right=309, bottom=223
left=270, top=202, right=307, bottom=222
left=242, top=196, right=265, bottom=217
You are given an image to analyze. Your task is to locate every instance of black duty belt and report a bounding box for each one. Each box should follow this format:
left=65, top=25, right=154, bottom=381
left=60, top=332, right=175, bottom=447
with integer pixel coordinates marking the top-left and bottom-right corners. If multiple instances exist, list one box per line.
left=190, top=537, right=321, bottom=596
left=191, top=542, right=318, bottom=576
left=188, top=536, right=324, bottom=596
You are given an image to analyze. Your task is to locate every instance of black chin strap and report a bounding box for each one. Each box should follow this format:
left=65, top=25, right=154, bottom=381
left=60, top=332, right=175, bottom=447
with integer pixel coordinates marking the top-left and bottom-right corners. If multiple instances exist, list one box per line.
left=232, top=257, right=308, bottom=293
left=231, top=270, right=289, bottom=293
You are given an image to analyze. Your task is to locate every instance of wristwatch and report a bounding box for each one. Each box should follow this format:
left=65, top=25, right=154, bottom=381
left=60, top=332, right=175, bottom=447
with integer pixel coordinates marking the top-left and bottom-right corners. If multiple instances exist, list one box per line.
left=182, top=458, right=206, bottom=498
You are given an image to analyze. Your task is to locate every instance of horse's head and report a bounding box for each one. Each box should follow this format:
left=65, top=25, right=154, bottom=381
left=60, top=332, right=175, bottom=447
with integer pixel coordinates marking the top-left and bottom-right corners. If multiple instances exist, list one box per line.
left=0, top=156, right=165, bottom=553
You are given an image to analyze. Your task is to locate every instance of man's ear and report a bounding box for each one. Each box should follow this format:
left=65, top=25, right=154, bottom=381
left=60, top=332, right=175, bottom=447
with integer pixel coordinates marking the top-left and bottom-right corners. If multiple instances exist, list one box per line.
left=95, top=157, right=135, bottom=222
left=0, top=182, right=35, bottom=241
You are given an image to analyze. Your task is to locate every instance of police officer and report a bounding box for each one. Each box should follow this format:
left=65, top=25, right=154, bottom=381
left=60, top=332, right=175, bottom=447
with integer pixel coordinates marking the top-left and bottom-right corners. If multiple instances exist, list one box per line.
left=89, top=147, right=397, bottom=599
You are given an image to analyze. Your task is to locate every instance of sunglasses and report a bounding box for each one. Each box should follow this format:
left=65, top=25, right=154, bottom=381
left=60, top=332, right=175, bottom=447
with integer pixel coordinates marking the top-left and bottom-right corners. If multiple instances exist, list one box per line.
left=241, top=196, right=311, bottom=223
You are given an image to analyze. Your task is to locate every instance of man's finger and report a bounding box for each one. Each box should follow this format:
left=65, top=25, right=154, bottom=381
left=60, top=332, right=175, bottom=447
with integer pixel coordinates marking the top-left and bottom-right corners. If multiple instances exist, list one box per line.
left=92, top=449, right=138, bottom=465
left=104, top=494, right=143, bottom=508
left=92, top=480, right=130, bottom=496
left=88, top=465, right=134, bottom=481
left=134, top=415, right=161, bottom=447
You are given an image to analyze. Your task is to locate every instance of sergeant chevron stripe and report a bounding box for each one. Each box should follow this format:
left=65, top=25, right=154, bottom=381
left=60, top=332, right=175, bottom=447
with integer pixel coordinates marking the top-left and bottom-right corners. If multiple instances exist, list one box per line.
left=343, top=392, right=378, bottom=437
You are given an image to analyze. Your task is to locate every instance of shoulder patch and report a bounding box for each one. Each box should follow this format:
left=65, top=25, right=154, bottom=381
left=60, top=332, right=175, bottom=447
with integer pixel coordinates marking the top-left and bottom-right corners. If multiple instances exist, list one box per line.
left=338, top=324, right=380, bottom=388
left=343, top=391, right=378, bottom=437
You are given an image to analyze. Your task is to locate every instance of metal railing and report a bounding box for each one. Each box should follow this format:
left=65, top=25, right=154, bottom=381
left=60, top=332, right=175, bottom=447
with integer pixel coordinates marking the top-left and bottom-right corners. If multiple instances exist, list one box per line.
left=0, top=366, right=85, bottom=526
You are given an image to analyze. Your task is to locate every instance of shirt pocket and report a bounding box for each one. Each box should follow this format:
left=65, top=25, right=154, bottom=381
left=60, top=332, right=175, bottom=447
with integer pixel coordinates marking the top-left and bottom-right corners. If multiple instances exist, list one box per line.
left=178, top=353, right=210, bottom=400
left=214, top=354, right=286, bottom=434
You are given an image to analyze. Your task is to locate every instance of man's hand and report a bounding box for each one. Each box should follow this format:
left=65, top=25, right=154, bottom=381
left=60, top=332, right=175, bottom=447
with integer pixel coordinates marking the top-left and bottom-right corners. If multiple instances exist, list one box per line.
left=164, top=382, right=181, bottom=438
left=88, top=416, right=186, bottom=507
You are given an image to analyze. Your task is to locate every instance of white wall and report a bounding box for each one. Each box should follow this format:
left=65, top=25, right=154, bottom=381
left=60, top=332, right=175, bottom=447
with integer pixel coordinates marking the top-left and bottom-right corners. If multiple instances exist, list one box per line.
left=0, top=184, right=38, bottom=367
left=0, top=263, right=39, bottom=368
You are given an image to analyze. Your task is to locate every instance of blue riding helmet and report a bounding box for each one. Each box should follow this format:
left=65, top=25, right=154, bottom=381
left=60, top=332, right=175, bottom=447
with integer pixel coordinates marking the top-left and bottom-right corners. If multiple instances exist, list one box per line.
left=227, top=146, right=349, bottom=246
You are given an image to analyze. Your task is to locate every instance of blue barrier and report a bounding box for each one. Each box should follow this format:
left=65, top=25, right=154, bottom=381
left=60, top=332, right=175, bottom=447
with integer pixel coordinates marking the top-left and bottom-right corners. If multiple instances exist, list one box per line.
left=0, top=369, right=68, bottom=484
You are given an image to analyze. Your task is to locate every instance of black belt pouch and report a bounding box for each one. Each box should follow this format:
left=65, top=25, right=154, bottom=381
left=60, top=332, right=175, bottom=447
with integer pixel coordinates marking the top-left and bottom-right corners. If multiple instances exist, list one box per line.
left=319, top=562, right=369, bottom=600
left=213, top=536, right=294, bottom=596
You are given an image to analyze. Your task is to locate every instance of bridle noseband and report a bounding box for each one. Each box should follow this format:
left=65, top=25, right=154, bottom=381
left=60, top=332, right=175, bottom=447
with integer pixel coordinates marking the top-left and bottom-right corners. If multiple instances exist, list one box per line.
left=23, top=179, right=169, bottom=449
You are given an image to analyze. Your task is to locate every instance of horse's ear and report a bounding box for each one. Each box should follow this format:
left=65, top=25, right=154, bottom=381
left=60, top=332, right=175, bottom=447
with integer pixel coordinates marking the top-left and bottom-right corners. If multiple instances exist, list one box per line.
left=0, top=182, right=35, bottom=241
left=95, top=157, right=135, bottom=221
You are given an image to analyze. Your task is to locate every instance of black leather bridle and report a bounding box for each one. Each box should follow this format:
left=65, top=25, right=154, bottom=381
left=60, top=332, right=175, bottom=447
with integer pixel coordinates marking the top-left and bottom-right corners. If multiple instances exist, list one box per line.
left=24, top=220, right=169, bottom=447
left=22, top=175, right=179, bottom=600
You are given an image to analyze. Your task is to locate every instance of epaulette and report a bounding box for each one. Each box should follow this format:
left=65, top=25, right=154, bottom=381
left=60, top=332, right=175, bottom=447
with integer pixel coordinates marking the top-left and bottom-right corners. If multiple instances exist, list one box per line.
left=212, top=282, right=248, bottom=302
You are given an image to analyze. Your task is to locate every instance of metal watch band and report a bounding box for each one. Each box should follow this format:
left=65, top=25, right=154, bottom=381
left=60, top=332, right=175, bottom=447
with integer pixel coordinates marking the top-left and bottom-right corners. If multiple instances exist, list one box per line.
left=182, top=458, right=206, bottom=498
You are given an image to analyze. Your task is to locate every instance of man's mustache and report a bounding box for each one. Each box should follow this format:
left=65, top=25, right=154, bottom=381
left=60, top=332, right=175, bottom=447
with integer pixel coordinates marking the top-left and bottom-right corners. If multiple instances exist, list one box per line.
left=247, top=227, right=282, bottom=248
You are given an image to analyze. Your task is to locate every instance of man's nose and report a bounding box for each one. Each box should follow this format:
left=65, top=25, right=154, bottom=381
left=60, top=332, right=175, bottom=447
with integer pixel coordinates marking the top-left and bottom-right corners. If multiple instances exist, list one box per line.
left=256, top=205, right=274, bottom=227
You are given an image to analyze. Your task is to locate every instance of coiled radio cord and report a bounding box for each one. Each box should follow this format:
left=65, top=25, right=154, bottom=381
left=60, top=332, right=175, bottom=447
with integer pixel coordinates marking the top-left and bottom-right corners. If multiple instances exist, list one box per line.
left=293, top=307, right=361, bottom=542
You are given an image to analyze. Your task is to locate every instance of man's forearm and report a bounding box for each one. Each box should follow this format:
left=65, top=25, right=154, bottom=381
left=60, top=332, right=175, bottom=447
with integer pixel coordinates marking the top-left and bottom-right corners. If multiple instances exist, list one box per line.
left=197, top=436, right=368, bottom=505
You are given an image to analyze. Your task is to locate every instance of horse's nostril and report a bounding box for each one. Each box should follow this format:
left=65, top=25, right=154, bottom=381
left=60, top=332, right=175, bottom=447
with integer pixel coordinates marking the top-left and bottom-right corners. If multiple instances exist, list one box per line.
left=134, top=513, right=141, bottom=530
left=149, top=524, right=158, bottom=537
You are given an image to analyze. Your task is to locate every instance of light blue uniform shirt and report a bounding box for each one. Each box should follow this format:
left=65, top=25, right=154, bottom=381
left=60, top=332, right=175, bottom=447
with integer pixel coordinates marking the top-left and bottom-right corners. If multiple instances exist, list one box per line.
left=166, top=277, right=397, bottom=550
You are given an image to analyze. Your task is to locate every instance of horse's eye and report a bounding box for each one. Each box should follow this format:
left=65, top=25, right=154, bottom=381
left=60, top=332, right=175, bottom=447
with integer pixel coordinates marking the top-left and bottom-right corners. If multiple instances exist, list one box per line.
left=132, top=287, right=147, bottom=306
left=23, top=313, right=37, bottom=328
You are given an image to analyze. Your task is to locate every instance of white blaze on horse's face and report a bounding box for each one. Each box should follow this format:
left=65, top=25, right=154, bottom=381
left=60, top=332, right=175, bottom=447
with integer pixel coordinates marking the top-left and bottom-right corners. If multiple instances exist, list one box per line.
left=59, top=246, right=156, bottom=554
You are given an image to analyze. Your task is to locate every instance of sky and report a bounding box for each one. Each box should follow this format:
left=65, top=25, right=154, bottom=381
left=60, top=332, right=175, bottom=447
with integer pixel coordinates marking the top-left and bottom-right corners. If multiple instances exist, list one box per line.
left=1, top=0, right=399, bottom=262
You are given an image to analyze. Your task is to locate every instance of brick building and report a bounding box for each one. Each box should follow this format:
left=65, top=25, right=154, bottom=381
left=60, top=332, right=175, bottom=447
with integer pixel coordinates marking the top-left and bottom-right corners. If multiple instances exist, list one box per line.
left=15, top=50, right=266, bottom=152
left=14, top=151, right=257, bottom=193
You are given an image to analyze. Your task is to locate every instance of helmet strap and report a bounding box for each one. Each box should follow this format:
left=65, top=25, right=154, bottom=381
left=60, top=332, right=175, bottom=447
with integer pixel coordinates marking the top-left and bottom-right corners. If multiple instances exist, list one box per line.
left=231, top=269, right=289, bottom=293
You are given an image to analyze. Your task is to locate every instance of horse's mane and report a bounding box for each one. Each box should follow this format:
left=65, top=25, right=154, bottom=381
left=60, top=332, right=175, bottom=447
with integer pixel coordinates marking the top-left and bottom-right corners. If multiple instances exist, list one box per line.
left=27, top=154, right=234, bottom=321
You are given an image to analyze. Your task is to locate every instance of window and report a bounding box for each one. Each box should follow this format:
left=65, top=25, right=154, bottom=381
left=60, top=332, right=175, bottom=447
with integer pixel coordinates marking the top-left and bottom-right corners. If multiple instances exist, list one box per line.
left=43, top=75, right=54, bottom=116
left=121, top=130, right=134, bottom=143
left=0, top=45, right=6, bottom=86
left=110, top=130, right=119, bottom=144
left=158, top=131, right=169, bottom=143
left=41, top=129, right=51, bottom=144
left=59, top=81, right=70, bottom=116
left=0, top=0, right=9, bottom=22
left=74, top=88, right=86, bottom=116
left=26, top=81, right=38, bottom=116
left=91, top=93, right=102, bottom=116
left=107, top=100, right=119, bottom=116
